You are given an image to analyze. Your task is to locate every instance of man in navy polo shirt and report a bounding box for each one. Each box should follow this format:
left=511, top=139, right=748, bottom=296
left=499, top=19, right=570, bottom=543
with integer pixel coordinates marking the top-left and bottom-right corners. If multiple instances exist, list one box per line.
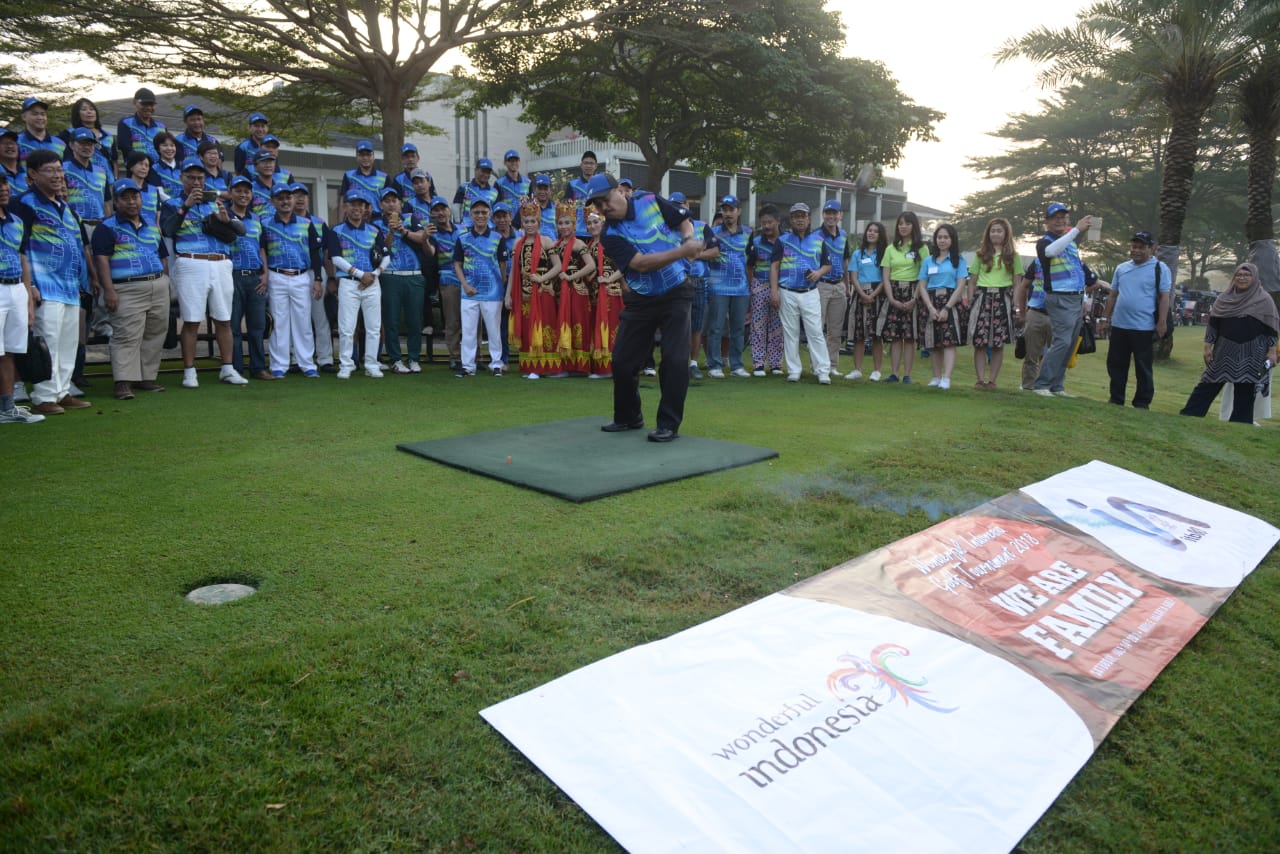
left=92, top=178, right=170, bottom=400
left=20, top=150, right=98, bottom=414
left=235, top=112, right=270, bottom=175
left=495, top=150, right=529, bottom=206
left=388, top=143, right=427, bottom=200
left=586, top=173, right=702, bottom=442
left=17, top=97, right=66, bottom=165
left=341, top=140, right=388, bottom=215
left=176, top=105, right=218, bottom=161
left=428, top=195, right=464, bottom=369
left=249, top=149, right=284, bottom=220
left=324, top=190, right=387, bottom=379
left=1099, top=230, right=1171, bottom=409
left=259, top=182, right=323, bottom=378
left=116, top=87, right=165, bottom=165
left=817, top=199, right=852, bottom=376
left=531, top=173, right=557, bottom=239
left=161, top=157, right=248, bottom=389
left=453, top=157, right=498, bottom=228
left=0, top=128, right=26, bottom=197
left=704, top=194, right=752, bottom=379
left=565, top=150, right=598, bottom=237
left=224, top=174, right=271, bottom=380
left=1032, top=202, right=1094, bottom=397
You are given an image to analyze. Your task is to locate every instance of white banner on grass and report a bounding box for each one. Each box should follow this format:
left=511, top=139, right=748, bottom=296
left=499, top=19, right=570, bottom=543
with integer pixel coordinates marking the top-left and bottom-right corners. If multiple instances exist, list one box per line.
left=481, top=462, right=1278, bottom=853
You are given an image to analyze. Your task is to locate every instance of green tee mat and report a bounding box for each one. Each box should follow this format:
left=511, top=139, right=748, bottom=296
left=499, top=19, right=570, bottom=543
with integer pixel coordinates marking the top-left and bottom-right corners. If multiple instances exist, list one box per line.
left=397, top=416, right=779, bottom=502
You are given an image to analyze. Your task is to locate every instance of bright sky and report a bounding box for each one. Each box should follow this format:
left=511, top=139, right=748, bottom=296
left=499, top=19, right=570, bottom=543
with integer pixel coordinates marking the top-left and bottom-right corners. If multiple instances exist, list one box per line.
left=829, top=0, right=1093, bottom=212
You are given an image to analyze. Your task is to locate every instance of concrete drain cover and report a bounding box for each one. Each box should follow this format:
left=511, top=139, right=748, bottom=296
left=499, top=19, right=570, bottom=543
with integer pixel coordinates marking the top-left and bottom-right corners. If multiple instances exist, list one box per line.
left=186, top=583, right=256, bottom=605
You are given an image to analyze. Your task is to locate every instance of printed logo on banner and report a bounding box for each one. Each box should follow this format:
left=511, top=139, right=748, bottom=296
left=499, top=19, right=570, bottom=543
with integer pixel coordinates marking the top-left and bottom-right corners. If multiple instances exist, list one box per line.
left=711, top=643, right=955, bottom=791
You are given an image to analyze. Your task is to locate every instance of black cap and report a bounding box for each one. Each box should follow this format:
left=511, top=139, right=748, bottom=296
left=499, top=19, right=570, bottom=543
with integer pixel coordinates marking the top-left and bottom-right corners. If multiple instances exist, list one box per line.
left=1130, top=230, right=1155, bottom=245
left=134, top=87, right=157, bottom=103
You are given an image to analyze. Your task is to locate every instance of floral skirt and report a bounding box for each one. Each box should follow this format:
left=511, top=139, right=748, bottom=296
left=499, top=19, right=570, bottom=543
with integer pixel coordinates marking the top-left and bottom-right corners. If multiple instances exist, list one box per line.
left=877, top=281, right=917, bottom=342
left=968, top=286, right=1014, bottom=348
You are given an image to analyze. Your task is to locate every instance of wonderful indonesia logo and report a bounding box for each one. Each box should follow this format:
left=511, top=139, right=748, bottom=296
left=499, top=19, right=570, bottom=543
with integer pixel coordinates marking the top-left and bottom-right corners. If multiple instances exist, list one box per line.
left=711, top=643, right=955, bottom=791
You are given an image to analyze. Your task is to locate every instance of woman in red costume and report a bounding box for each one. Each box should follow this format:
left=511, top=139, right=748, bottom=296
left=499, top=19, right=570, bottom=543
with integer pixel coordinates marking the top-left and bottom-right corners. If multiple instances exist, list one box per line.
left=553, top=199, right=597, bottom=375
left=506, top=201, right=564, bottom=379
left=585, top=209, right=625, bottom=378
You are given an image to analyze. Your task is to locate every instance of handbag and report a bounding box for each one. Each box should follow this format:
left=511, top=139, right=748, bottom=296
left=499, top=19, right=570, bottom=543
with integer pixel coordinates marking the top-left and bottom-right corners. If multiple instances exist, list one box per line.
left=16, top=329, right=53, bottom=384
left=1076, top=320, right=1096, bottom=355
left=1014, top=330, right=1026, bottom=359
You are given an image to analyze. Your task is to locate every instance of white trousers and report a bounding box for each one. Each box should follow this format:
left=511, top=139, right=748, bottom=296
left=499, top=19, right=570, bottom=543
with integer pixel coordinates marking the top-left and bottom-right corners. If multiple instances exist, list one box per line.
left=268, top=271, right=316, bottom=374
left=338, top=278, right=382, bottom=371
left=460, top=298, right=503, bottom=372
left=779, top=287, right=830, bottom=378
left=32, top=299, right=80, bottom=405
left=311, top=288, right=333, bottom=365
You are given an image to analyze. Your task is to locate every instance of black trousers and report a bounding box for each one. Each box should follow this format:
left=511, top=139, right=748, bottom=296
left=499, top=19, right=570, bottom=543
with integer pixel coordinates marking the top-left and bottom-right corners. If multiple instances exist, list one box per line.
left=1180, top=380, right=1256, bottom=423
left=1106, top=326, right=1155, bottom=408
left=612, top=279, right=694, bottom=432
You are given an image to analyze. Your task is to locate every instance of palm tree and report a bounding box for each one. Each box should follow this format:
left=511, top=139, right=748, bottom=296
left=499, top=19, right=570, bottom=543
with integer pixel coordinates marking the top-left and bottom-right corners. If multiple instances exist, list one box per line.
left=997, top=0, right=1270, bottom=355
left=1238, top=46, right=1280, bottom=313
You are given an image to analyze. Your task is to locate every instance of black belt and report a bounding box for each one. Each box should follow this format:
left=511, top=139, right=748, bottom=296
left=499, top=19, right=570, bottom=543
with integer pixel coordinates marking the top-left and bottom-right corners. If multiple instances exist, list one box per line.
left=0, top=277, right=21, bottom=285
left=270, top=267, right=305, bottom=275
left=820, top=277, right=842, bottom=284
left=780, top=285, right=817, bottom=293
left=234, top=269, right=263, bottom=276
left=1029, top=307, right=1048, bottom=314
left=113, top=273, right=162, bottom=284
left=81, top=219, right=102, bottom=226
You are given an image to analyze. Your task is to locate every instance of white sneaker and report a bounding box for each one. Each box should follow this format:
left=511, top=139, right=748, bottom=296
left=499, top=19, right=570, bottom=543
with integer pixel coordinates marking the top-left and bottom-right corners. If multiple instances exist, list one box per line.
left=642, top=367, right=657, bottom=376
left=336, top=367, right=352, bottom=379
left=708, top=368, right=725, bottom=379
left=787, top=374, right=801, bottom=383
left=525, top=372, right=540, bottom=380
left=587, top=373, right=606, bottom=379
left=491, top=365, right=504, bottom=376
left=391, top=361, right=411, bottom=374
left=752, top=368, right=766, bottom=377
left=0, top=405, right=44, bottom=424
left=818, top=374, right=831, bottom=385
left=1034, top=388, right=1054, bottom=397
left=829, top=369, right=843, bottom=378
left=939, top=377, right=951, bottom=390
left=182, top=367, right=199, bottom=388
left=1052, top=390, right=1075, bottom=398
left=13, top=383, right=28, bottom=402
left=365, top=365, right=385, bottom=378
left=731, top=368, right=751, bottom=378
left=771, top=368, right=785, bottom=376
left=869, top=371, right=882, bottom=382
left=927, top=377, right=941, bottom=387
left=408, top=360, right=422, bottom=373
left=220, top=366, right=249, bottom=385
left=846, top=370, right=863, bottom=380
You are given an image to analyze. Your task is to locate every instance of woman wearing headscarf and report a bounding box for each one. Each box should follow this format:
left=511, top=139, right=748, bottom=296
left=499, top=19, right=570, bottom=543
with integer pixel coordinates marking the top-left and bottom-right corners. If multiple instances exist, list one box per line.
left=1179, top=262, right=1278, bottom=424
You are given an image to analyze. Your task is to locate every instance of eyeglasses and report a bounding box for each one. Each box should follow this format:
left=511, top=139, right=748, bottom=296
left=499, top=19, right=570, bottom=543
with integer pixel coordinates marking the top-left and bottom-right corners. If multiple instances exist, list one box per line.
left=36, top=165, right=64, bottom=175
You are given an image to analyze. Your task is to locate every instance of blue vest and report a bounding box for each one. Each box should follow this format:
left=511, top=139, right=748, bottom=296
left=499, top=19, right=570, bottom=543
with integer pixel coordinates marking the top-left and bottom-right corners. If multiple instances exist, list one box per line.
left=63, top=159, right=110, bottom=221
left=378, top=215, right=423, bottom=273
left=152, top=161, right=183, bottom=200
left=459, top=181, right=499, bottom=228
left=820, top=226, right=849, bottom=279
left=750, top=235, right=778, bottom=284
left=163, top=199, right=225, bottom=256
left=2, top=164, right=27, bottom=197
left=776, top=229, right=826, bottom=290
left=118, top=116, right=164, bottom=162
left=1037, top=232, right=1086, bottom=293
left=0, top=208, right=24, bottom=279
left=496, top=173, right=530, bottom=205
left=708, top=224, right=750, bottom=297
left=329, top=220, right=381, bottom=274
left=176, top=131, right=218, bottom=162
left=605, top=192, right=689, bottom=296
left=19, top=189, right=87, bottom=304
left=16, top=131, right=64, bottom=165
left=433, top=224, right=461, bottom=286
left=97, top=215, right=164, bottom=280
left=227, top=208, right=263, bottom=271
left=343, top=168, right=389, bottom=213
left=260, top=213, right=316, bottom=272
left=454, top=226, right=505, bottom=300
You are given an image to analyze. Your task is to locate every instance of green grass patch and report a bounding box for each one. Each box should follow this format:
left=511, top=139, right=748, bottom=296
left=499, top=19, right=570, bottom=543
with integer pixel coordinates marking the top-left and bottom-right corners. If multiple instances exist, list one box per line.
left=3, top=333, right=1277, bottom=851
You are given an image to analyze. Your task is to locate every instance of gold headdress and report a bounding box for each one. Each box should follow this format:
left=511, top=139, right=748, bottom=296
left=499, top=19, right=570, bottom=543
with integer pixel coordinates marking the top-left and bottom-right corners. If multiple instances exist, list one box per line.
left=556, top=199, right=578, bottom=220
left=519, top=200, right=541, bottom=221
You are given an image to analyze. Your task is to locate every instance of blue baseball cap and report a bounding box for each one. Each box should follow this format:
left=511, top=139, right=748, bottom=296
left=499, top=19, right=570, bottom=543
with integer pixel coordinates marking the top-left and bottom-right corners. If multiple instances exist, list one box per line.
left=261, top=134, right=280, bottom=146
left=1045, top=202, right=1069, bottom=217
left=583, top=174, right=619, bottom=203
left=180, top=156, right=205, bottom=173
left=492, top=202, right=512, bottom=215
left=469, top=197, right=491, bottom=209
left=720, top=195, right=739, bottom=208
left=476, top=157, right=494, bottom=171
left=111, top=178, right=141, bottom=196
left=183, top=105, right=203, bottom=118
left=401, top=142, right=417, bottom=154
left=356, top=140, right=374, bottom=153
left=533, top=173, right=551, bottom=187
left=668, top=191, right=686, bottom=204
left=429, top=195, right=450, bottom=209
left=619, top=178, right=634, bottom=188
left=22, top=97, right=48, bottom=112
left=254, top=148, right=276, bottom=162
left=289, top=182, right=308, bottom=194
left=0, top=127, right=16, bottom=140
left=229, top=175, right=252, bottom=189
left=248, top=112, right=268, bottom=125
left=823, top=199, right=842, bottom=213
left=272, top=184, right=295, bottom=197
left=69, top=127, right=95, bottom=143
left=379, top=185, right=400, bottom=199
left=503, top=149, right=520, bottom=161
left=344, top=188, right=369, bottom=203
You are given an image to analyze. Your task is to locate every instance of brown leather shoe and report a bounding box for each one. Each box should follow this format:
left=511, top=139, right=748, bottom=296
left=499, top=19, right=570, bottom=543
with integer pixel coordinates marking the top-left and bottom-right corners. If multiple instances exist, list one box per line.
left=33, top=401, right=65, bottom=415
left=114, top=382, right=135, bottom=400
left=254, top=371, right=277, bottom=381
left=58, top=395, right=92, bottom=409
left=134, top=381, right=166, bottom=392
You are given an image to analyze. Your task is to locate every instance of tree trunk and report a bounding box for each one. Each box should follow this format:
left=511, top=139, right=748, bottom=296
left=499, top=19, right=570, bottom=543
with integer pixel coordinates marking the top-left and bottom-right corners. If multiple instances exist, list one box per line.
left=379, top=85, right=407, bottom=166
left=1242, top=74, right=1279, bottom=243
left=1156, top=106, right=1204, bottom=250
left=1153, top=243, right=1180, bottom=360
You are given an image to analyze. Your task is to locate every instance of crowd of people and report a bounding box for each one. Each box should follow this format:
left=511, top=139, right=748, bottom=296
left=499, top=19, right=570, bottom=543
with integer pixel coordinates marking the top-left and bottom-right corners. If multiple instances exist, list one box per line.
left=1, top=90, right=1275, bottom=433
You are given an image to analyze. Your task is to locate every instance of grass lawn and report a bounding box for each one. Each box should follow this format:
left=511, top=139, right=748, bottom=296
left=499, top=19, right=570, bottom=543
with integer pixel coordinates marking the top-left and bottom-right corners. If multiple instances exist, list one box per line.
left=2, top=330, right=1277, bottom=851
